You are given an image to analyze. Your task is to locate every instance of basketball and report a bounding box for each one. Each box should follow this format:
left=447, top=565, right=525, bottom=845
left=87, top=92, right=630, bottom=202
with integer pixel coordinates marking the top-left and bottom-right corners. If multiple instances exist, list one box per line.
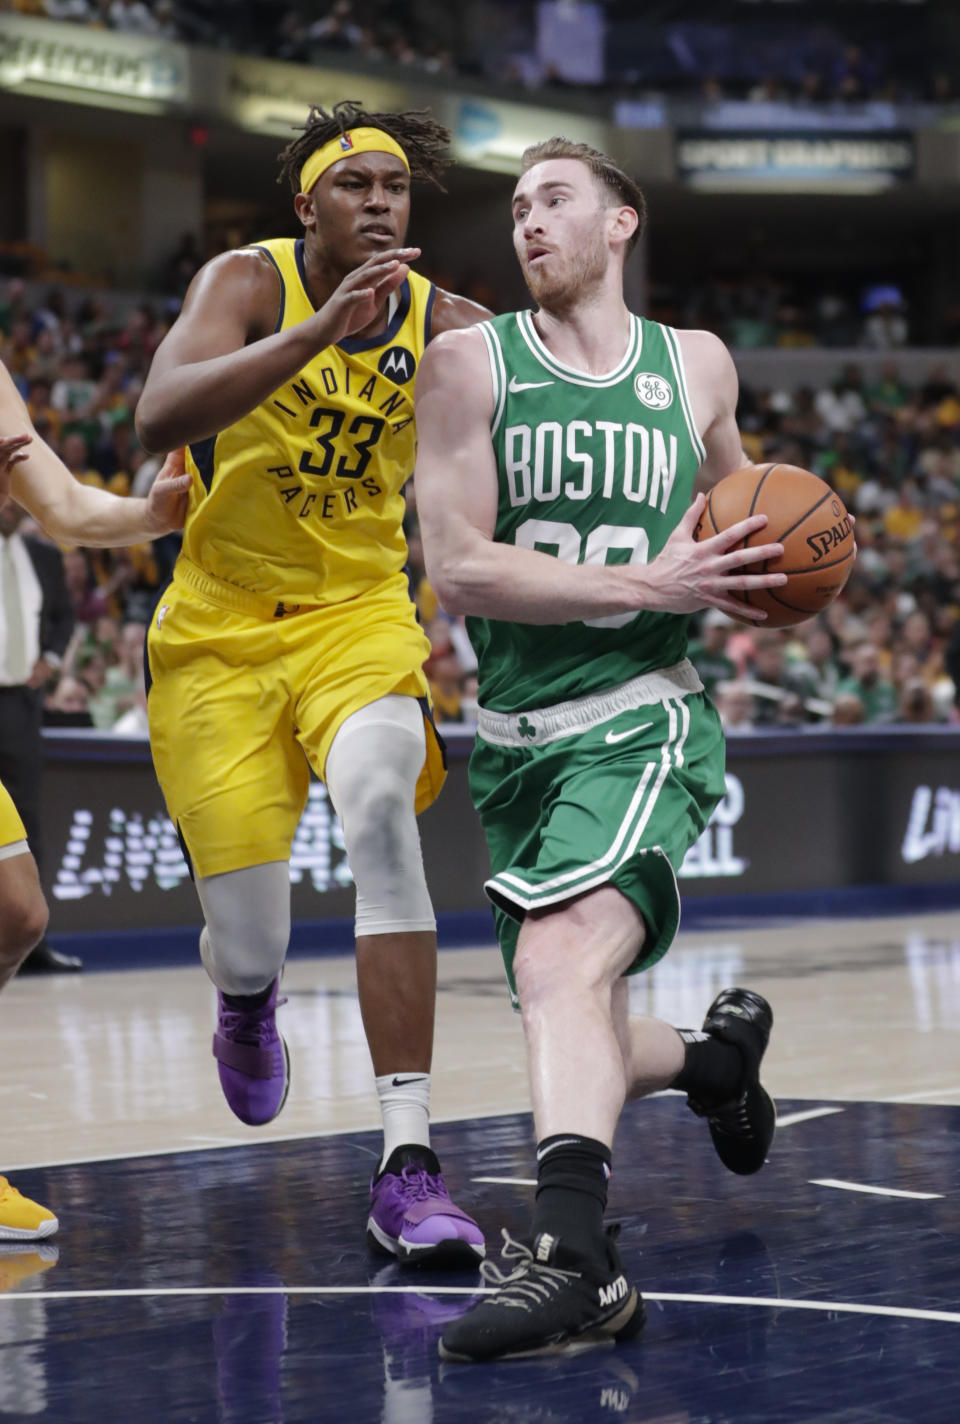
left=695, top=463, right=855, bottom=628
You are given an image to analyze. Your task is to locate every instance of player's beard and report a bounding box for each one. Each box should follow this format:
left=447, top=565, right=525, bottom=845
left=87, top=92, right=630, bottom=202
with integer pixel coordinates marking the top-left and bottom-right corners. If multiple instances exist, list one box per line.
left=523, top=226, right=608, bottom=312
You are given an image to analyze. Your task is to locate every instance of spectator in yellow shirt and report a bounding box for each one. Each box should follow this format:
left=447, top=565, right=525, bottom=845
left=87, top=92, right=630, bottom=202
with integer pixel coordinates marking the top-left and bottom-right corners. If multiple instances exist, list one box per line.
left=883, top=480, right=925, bottom=543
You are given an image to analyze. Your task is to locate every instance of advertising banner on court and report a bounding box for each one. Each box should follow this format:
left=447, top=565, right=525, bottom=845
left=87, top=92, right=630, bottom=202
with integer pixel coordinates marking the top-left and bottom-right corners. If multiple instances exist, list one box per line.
left=38, top=729, right=960, bottom=939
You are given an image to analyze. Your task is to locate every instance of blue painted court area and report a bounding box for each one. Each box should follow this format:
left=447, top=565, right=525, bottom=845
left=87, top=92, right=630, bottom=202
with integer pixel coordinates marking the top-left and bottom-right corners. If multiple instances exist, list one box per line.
left=2, top=1097, right=958, bottom=1422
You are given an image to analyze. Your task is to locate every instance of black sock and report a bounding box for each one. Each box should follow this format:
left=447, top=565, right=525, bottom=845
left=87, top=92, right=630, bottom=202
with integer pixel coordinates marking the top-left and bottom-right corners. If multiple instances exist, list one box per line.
left=222, top=983, right=273, bottom=1011
left=376, top=1144, right=440, bottom=1181
left=532, top=1134, right=611, bottom=1260
left=671, top=1030, right=744, bottom=1105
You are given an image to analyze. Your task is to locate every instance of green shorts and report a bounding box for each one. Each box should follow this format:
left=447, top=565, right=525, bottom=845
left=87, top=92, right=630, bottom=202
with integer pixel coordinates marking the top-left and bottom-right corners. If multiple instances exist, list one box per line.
left=469, top=662, right=726, bottom=1005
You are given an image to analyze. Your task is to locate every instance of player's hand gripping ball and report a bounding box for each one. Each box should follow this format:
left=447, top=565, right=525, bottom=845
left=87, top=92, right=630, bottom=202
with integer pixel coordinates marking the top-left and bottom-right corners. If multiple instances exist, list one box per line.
left=694, top=463, right=855, bottom=628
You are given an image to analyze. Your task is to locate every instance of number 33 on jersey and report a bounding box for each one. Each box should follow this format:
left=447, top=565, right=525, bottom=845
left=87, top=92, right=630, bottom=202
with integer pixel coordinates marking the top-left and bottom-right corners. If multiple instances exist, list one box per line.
left=181, top=236, right=434, bottom=605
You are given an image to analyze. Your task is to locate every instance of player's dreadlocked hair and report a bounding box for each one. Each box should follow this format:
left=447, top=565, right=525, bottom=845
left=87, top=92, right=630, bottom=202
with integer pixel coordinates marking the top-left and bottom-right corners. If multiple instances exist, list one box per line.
left=277, top=99, right=452, bottom=194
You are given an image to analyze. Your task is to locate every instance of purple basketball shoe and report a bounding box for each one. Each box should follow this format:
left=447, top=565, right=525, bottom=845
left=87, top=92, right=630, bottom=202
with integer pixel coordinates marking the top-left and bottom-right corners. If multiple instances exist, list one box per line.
left=368, top=1147, right=485, bottom=1266
left=213, top=980, right=290, bottom=1126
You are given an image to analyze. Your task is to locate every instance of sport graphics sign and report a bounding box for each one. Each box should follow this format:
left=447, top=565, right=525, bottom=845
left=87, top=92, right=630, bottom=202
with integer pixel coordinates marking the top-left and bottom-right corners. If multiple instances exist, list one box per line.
left=676, top=132, right=914, bottom=191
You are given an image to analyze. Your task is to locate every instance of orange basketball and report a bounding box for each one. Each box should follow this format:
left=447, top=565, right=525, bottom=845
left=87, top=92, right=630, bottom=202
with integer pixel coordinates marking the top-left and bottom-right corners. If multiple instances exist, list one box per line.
left=694, top=463, right=855, bottom=628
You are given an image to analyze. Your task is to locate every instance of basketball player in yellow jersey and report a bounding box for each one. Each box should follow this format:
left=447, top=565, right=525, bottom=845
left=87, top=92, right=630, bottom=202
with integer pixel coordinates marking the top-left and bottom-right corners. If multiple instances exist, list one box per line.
left=0, top=364, right=190, bottom=1240
left=135, top=102, right=489, bottom=1264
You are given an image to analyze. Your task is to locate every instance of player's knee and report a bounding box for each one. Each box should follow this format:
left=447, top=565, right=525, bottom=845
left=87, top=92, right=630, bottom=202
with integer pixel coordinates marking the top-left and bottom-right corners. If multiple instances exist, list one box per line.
left=514, top=934, right=565, bottom=1012
left=203, top=915, right=289, bottom=990
left=0, top=885, right=48, bottom=970
left=339, top=769, right=417, bottom=883
left=515, top=920, right=610, bottom=1010
left=197, top=863, right=292, bottom=994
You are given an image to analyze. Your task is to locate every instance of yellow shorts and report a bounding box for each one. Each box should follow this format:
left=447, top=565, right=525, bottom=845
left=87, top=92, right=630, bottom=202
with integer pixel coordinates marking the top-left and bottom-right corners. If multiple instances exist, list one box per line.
left=0, top=778, right=27, bottom=855
left=146, top=557, right=446, bottom=878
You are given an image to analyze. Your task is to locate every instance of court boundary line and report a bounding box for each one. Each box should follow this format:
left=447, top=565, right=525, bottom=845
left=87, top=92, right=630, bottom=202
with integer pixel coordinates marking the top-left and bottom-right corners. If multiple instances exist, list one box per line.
left=6, top=1094, right=954, bottom=1174
left=775, top=1107, right=845, bottom=1128
left=1, top=1285, right=959, bottom=1326
left=810, top=1178, right=943, bottom=1200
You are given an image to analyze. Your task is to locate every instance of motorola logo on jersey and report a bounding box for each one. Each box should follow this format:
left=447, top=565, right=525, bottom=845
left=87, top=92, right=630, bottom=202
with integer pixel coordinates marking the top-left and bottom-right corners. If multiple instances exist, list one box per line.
left=378, top=346, right=415, bottom=383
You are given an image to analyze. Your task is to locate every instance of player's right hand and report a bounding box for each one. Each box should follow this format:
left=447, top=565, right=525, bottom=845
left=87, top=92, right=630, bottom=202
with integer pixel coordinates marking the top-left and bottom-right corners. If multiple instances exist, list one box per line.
left=144, top=447, right=192, bottom=534
left=640, top=493, right=788, bottom=621
left=0, top=432, right=31, bottom=511
left=315, top=247, right=421, bottom=344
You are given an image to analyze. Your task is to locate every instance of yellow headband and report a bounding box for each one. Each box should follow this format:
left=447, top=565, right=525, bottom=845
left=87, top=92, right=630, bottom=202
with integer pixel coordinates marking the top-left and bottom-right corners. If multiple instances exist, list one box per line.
left=299, top=128, right=410, bottom=193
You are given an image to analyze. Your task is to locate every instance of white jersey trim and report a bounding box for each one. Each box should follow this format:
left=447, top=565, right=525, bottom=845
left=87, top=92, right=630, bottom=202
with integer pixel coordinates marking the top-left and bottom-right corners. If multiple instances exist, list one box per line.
left=478, top=322, right=508, bottom=436
left=515, top=310, right=643, bottom=387
left=660, top=324, right=707, bottom=466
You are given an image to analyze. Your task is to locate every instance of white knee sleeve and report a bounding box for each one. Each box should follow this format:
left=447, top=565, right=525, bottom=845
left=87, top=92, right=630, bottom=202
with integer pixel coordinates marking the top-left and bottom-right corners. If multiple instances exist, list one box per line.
left=197, top=861, right=291, bottom=996
left=325, top=695, right=435, bottom=937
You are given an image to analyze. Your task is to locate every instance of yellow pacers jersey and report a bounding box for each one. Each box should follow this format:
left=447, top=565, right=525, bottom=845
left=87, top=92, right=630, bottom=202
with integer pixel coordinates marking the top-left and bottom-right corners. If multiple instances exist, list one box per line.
left=181, top=237, right=434, bottom=603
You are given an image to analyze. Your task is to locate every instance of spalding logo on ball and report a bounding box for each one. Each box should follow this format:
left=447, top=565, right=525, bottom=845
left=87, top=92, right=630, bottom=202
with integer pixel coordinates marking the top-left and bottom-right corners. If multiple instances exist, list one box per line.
left=694, top=463, right=855, bottom=628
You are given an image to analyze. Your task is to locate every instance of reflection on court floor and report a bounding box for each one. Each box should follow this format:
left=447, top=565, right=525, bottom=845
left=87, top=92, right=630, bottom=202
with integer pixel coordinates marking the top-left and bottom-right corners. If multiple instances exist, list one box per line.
left=4, top=913, right=960, bottom=1420
left=2, top=1095, right=959, bottom=1422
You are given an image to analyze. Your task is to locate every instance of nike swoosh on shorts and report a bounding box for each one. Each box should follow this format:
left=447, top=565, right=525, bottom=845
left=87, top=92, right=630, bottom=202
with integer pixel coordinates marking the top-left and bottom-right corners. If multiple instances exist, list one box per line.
left=604, top=722, right=654, bottom=745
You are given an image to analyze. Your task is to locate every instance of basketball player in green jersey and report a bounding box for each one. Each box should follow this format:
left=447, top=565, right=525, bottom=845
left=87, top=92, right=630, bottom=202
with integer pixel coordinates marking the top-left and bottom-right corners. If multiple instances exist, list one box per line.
left=414, top=139, right=786, bottom=1360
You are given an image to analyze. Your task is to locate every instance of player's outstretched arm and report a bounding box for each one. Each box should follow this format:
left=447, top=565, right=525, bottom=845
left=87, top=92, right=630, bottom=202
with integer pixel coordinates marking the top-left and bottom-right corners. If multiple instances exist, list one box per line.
left=137, top=246, right=420, bottom=452
left=415, top=332, right=789, bottom=625
left=1, top=363, right=190, bottom=546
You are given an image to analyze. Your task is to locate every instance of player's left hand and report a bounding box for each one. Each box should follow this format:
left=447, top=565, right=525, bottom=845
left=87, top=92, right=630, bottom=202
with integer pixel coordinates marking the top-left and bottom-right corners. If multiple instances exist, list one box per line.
left=144, top=448, right=192, bottom=534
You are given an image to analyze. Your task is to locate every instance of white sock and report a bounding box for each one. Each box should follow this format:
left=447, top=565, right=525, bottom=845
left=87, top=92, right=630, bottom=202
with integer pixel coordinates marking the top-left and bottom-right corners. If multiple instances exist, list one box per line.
left=375, top=1072, right=431, bottom=1171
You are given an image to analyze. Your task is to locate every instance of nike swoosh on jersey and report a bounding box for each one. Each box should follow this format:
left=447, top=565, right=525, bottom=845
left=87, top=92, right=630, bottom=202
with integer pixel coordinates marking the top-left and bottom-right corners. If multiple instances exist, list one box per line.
left=508, top=376, right=555, bottom=392
left=604, top=722, right=654, bottom=745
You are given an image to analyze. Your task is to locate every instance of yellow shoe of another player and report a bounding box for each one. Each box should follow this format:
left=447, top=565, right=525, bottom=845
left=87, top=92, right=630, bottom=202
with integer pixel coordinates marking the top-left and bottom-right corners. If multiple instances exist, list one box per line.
left=0, top=1243, right=59, bottom=1293
left=0, top=1177, right=59, bottom=1241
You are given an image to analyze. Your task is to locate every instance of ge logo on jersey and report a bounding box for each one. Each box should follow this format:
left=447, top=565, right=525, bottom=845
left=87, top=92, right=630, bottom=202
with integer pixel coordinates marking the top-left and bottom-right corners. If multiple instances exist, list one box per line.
left=634, top=373, right=673, bottom=410
left=378, top=346, right=415, bottom=383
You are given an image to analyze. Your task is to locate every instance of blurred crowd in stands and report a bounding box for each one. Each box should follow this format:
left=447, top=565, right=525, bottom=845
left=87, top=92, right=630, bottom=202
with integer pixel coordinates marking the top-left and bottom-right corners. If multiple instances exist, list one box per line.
left=4, top=0, right=959, bottom=108
left=652, top=278, right=915, bottom=353
left=3, top=262, right=960, bottom=734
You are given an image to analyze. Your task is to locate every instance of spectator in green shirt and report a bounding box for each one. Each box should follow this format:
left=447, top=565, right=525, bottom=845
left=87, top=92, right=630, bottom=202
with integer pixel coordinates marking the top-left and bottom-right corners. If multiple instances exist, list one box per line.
left=836, top=642, right=898, bottom=723
left=865, top=361, right=909, bottom=415
left=687, top=609, right=736, bottom=698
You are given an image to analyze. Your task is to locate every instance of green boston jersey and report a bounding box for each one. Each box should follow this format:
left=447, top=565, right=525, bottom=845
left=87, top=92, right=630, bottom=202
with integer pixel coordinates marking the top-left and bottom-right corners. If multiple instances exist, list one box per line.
left=467, top=310, right=706, bottom=712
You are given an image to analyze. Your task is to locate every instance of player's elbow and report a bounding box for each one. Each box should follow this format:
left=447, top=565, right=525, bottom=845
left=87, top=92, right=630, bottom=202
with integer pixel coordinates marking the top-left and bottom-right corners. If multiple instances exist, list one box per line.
left=135, top=386, right=183, bottom=455
left=425, top=552, right=470, bottom=616
left=134, top=403, right=169, bottom=456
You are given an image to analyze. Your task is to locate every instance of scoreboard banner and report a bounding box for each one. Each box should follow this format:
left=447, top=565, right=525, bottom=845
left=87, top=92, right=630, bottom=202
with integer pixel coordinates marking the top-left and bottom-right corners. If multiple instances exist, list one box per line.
left=38, top=728, right=960, bottom=935
left=0, top=9, right=186, bottom=110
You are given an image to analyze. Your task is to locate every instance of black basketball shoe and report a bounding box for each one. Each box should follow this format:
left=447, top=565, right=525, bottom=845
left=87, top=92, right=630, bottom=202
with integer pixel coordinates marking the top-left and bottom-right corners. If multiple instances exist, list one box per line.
left=438, top=1227, right=644, bottom=1363
left=687, top=987, right=776, bottom=1176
